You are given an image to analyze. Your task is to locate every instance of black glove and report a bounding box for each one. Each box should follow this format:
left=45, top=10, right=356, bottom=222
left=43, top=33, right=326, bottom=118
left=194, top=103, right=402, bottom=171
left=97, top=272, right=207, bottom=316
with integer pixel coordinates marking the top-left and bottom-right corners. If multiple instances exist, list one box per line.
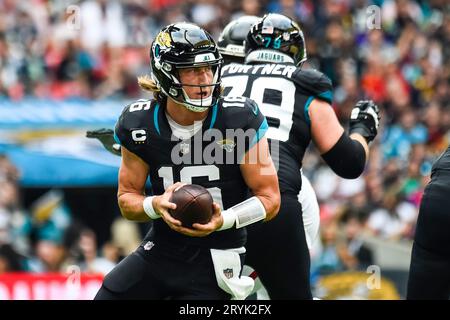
left=349, top=100, right=380, bottom=143
left=86, top=128, right=121, bottom=156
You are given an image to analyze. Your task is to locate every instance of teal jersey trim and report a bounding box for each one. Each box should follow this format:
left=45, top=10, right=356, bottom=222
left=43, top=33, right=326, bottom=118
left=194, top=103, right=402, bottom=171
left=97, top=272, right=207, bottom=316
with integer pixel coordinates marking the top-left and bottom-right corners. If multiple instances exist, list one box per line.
left=209, top=103, right=218, bottom=129
left=317, top=90, right=333, bottom=104
left=154, top=103, right=161, bottom=135
left=304, top=96, right=314, bottom=126
left=113, top=131, right=121, bottom=145
left=249, top=118, right=269, bottom=149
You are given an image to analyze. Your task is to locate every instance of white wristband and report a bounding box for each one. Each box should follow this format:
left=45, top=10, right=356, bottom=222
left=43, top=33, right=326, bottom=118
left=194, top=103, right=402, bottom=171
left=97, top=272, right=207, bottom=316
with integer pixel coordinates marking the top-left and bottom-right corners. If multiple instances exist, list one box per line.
left=218, top=209, right=237, bottom=231
left=234, top=196, right=266, bottom=228
left=217, top=196, right=266, bottom=231
left=143, top=196, right=161, bottom=220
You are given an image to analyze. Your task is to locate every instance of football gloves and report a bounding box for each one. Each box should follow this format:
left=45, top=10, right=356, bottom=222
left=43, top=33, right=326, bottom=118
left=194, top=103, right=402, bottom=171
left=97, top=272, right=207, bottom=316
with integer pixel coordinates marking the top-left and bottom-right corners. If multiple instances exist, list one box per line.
left=349, top=100, right=380, bottom=143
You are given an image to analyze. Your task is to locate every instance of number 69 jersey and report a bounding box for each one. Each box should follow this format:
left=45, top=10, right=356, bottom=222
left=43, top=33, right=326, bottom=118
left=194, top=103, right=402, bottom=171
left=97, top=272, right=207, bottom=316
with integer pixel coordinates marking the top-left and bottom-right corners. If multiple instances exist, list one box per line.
left=114, top=97, right=268, bottom=249
left=221, top=63, right=333, bottom=195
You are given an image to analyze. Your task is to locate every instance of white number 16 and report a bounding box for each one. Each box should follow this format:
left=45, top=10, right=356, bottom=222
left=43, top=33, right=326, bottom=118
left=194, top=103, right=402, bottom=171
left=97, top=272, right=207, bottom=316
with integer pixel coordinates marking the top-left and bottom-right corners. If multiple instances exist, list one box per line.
left=157, top=165, right=224, bottom=209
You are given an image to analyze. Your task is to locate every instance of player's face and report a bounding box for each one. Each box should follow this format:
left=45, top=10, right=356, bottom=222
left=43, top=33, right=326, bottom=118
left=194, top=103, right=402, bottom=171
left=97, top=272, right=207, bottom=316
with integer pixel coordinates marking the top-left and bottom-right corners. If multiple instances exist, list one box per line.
left=178, top=66, right=213, bottom=100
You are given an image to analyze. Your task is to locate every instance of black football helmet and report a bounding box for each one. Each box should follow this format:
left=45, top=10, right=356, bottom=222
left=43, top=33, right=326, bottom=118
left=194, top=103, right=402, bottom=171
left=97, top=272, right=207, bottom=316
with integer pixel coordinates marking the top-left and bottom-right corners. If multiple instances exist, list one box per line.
left=218, top=15, right=261, bottom=63
left=150, top=23, right=223, bottom=112
left=244, top=13, right=307, bottom=66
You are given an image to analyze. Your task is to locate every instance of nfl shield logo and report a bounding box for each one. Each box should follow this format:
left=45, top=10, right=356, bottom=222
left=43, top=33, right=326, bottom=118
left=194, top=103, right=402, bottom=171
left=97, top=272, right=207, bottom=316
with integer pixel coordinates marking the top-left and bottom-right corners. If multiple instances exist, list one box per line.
left=223, top=268, right=234, bottom=279
left=143, top=241, right=154, bottom=251
left=180, top=142, right=190, bottom=154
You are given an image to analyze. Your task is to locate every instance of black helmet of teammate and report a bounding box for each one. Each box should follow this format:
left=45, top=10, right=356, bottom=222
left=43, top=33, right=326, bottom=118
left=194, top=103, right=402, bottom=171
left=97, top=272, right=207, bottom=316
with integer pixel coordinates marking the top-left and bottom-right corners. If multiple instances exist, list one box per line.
left=150, top=22, right=223, bottom=112
left=244, top=13, right=307, bottom=66
left=218, top=15, right=261, bottom=64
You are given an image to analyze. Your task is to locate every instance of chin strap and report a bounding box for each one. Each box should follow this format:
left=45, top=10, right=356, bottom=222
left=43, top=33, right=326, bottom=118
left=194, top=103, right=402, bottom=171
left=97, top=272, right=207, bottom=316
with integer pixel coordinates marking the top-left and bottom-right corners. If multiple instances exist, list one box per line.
left=184, top=104, right=210, bottom=112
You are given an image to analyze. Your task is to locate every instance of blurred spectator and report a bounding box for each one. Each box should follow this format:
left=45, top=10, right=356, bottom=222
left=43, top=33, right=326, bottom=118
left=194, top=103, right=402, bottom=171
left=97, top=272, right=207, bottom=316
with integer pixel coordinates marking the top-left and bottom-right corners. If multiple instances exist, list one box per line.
left=0, top=154, right=19, bottom=182
left=0, top=155, right=30, bottom=257
left=75, top=228, right=116, bottom=275
left=338, top=209, right=374, bottom=271
left=80, top=0, right=126, bottom=52
left=28, top=239, right=68, bottom=272
left=110, top=217, right=142, bottom=256
left=22, top=189, right=73, bottom=272
left=382, top=108, right=428, bottom=165
left=101, top=241, right=122, bottom=265
left=366, top=189, right=417, bottom=240
left=312, top=221, right=345, bottom=275
left=0, top=244, right=23, bottom=274
left=0, top=1, right=448, bottom=293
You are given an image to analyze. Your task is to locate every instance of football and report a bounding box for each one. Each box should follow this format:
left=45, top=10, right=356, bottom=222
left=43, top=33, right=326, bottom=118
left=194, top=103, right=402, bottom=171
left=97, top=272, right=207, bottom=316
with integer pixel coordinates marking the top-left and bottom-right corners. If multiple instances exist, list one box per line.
left=169, top=184, right=214, bottom=228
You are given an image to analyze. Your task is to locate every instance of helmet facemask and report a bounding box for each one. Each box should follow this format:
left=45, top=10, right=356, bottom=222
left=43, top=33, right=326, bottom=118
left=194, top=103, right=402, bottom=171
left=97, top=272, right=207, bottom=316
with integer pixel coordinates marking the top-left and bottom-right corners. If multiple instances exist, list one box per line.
left=170, top=60, right=222, bottom=112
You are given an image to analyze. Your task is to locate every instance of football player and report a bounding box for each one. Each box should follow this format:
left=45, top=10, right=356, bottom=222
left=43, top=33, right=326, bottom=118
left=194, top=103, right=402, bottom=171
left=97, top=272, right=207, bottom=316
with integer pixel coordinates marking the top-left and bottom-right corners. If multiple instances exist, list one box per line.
left=217, top=15, right=320, bottom=299
left=407, top=146, right=450, bottom=299
left=94, top=22, right=280, bottom=300
left=219, top=13, right=380, bottom=299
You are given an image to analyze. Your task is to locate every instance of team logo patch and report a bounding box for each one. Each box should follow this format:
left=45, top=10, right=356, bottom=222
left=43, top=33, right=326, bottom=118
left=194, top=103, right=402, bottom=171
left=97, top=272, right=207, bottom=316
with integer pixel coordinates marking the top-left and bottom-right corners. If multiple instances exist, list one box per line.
left=156, top=31, right=172, bottom=47
left=223, top=268, right=234, bottom=279
left=216, top=139, right=236, bottom=152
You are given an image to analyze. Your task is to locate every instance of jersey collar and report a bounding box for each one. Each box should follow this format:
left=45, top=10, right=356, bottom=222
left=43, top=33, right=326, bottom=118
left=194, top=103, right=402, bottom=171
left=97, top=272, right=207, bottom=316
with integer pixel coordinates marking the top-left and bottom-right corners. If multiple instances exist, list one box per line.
left=154, top=102, right=218, bottom=140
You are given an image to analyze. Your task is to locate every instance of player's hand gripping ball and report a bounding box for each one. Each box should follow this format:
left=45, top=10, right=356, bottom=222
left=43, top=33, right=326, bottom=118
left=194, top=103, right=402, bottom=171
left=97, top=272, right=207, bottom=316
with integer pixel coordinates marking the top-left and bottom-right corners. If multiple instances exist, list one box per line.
left=169, top=184, right=213, bottom=228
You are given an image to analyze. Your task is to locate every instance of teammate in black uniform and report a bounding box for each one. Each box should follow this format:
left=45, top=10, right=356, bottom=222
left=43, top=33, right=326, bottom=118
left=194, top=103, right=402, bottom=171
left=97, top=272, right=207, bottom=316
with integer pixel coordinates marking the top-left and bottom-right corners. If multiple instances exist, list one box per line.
left=218, top=15, right=319, bottom=298
left=407, top=146, right=450, bottom=299
left=94, top=22, right=280, bottom=300
left=220, top=13, right=380, bottom=299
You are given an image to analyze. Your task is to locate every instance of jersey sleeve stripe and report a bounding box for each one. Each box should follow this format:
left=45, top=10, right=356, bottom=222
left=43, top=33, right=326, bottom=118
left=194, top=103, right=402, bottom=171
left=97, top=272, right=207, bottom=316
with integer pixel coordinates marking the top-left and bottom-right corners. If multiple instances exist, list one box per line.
left=304, top=96, right=314, bottom=126
left=154, top=103, right=161, bottom=135
left=113, top=131, right=121, bottom=145
left=249, top=118, right=269, bottom=149
left=209, top=103, right=218, bottom=129
left=317, top=90, right=333, bottom=104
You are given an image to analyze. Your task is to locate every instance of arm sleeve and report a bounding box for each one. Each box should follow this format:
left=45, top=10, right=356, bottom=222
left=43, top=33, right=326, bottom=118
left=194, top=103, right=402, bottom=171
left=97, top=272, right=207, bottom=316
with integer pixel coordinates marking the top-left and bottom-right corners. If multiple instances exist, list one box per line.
left=321, top=132, right=366, bottom=179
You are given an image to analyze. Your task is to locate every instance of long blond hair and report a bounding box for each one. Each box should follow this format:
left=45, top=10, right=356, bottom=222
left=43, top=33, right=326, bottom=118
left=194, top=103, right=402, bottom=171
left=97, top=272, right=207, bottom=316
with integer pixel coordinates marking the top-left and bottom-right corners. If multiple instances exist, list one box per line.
left=137, top=75, right=159, bottom=93
left=137, top=74, right=224, bottom=102
left=137, top=75, right=166, bottom=102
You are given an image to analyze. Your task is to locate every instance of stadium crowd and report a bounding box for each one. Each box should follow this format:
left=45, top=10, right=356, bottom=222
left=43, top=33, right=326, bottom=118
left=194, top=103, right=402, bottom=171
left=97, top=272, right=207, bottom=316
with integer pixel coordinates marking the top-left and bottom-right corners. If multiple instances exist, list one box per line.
left=0, top=0, right=449, bottom=297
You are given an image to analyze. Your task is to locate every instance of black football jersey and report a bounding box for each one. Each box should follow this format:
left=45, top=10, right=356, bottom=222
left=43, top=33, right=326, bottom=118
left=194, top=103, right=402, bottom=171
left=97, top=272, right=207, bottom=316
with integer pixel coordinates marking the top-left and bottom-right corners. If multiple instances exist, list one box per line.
left=221, top=63, right=333, bottom=195
left=114, top=97, right=267, bottom=248
left=431, top=146, right=450, bottom=173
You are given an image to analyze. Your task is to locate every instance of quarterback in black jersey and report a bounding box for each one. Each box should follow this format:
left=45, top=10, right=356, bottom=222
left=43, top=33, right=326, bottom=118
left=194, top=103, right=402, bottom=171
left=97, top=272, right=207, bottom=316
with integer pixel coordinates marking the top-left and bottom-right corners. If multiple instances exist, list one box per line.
left=94, top=22, right=280, bottom=300
left=88, top=15, right=319, bottom=299
left=220, top=13, right=380, bottom=299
